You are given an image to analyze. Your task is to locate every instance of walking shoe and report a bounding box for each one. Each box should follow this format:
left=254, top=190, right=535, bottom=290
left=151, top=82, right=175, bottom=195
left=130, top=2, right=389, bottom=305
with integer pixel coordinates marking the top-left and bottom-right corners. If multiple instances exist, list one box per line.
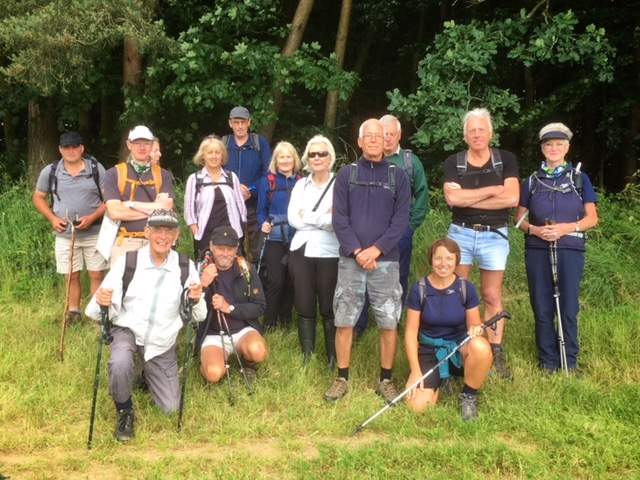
left=324, top=377, right=349, bottom=402
left=491, top=344, right=513, bottom=380
left=459, top=393, right=478, bottom=421
left=376, top=379, right=399, bottom=405
left=66, top=310, right=82, bottom=325
left=115, top=409, right=135, bottom=442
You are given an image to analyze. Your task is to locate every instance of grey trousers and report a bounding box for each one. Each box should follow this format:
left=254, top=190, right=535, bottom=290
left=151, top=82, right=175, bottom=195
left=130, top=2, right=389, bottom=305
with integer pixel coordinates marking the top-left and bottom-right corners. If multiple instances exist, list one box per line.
left=108, top=326, right=180, bottom=414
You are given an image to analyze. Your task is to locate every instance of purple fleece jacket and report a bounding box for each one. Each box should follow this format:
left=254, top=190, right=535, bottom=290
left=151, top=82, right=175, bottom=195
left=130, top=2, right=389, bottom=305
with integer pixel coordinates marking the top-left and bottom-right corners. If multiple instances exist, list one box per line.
left=332, top=156, right=411, bottom=261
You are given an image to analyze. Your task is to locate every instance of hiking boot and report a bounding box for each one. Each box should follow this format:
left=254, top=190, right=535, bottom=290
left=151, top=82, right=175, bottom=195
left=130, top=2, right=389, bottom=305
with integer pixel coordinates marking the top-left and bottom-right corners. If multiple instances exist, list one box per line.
left=491, top=344, right=513, bottom=380
left=115, top=409, right=135, bottom=442
left=298, top=317, right=316, bottom=365
left=376, top=379, right=399, bottom=405
left=324, top=377, right=349, bottom=402
left=459, top=393, right=478, bottom=421
left=66, top=310, right=82, bottom=325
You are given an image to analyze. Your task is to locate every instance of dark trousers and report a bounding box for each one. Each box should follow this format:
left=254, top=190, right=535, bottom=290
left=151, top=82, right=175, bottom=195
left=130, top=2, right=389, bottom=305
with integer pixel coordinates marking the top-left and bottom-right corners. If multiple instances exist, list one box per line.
left=525, top=247, right=584, bottom=370
left=244, top=199, right=260, bottom=263
left=288, top=244, right=338, bottom=319
left=355, top=226, right=413, bottom=334
left=262, top=240, right=294, bottom=327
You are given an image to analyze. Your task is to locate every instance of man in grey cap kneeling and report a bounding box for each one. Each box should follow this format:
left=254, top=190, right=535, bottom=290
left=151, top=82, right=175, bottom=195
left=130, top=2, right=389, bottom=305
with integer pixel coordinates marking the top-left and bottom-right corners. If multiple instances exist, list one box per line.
left=198, top=225, right=268, bottom=385
left=86, top=209, right=206, bottom=442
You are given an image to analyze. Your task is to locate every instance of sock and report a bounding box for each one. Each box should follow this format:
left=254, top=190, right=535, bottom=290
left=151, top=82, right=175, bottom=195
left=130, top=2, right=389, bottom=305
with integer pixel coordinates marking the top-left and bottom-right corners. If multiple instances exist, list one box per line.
left=338, top=367, right=349, bottom=380
left=462, top=384, right=478, bottom=396
left=380, top=368, right=392, bottom=382
left=115, top=398, right=133, bottom=412
left=491, top=343, right=502, bottom=353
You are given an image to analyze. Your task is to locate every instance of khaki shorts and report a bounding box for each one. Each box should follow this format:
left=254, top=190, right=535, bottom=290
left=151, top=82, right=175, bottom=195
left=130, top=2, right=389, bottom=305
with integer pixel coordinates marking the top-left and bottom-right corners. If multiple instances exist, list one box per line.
left=55, top=233, right=108, bottom=273
left=201, top=327, right=258, bottom=356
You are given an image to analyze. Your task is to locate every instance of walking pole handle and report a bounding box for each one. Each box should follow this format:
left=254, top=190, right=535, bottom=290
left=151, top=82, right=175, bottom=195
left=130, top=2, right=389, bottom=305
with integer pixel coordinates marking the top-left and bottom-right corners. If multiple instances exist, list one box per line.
left=481, top=311, right=511, bottom=331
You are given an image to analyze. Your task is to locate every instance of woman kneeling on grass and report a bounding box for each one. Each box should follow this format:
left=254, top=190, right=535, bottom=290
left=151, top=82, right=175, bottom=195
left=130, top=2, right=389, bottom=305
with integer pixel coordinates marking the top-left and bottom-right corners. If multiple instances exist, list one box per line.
left=404, top=238, right=493, bottom=421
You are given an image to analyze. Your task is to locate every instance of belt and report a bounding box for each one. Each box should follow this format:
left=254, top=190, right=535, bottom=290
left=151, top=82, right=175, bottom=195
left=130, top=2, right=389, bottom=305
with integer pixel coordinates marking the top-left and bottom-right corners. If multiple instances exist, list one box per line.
left=453, top=222, right=509, bottom=241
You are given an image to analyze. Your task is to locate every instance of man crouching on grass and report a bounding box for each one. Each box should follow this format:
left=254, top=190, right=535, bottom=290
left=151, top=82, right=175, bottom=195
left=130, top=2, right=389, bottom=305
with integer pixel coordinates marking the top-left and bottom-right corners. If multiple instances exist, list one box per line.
left=85, top=209, right=206, bottom=442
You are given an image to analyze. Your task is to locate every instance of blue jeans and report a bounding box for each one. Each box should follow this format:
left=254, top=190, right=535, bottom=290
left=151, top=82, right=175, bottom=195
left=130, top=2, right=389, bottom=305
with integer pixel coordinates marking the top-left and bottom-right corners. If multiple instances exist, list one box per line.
left=447, top=223, right=509, bottom=270
left=525, top=247, right=584, bottom=370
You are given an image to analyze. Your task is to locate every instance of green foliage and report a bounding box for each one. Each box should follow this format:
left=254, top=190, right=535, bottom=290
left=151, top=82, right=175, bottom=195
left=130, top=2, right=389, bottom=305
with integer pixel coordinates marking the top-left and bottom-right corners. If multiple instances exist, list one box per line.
left=388, top=9, right=615, bottom=157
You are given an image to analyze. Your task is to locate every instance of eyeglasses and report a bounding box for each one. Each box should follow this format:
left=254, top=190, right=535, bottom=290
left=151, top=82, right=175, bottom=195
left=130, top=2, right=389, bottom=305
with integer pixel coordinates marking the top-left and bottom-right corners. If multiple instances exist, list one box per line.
left=308, top=151, right=329, bottom=159
left=131, top=140, right=153, bottom=146
left=362, top=133, right=383, bottom=140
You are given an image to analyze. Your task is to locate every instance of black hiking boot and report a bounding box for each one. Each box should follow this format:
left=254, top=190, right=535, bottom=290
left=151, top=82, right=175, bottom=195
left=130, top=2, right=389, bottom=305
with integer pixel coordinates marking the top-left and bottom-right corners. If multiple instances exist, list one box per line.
left=115, top=409, right=135, bottom=442
left=322, top=317, right=337, bottom=370
left=491, top=344, right=513, bottom=380
left=298, top=317, right=316, bottom=365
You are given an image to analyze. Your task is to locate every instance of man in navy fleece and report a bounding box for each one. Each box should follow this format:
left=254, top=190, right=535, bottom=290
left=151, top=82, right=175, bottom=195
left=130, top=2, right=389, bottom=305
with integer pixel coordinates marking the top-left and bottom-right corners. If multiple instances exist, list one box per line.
left=324, top=118, right=411, bottom=404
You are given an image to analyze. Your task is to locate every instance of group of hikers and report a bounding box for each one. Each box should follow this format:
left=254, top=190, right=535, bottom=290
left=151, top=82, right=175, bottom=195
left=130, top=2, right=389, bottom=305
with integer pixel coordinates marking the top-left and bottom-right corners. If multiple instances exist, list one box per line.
left=33, top=105, right=598, bottom=442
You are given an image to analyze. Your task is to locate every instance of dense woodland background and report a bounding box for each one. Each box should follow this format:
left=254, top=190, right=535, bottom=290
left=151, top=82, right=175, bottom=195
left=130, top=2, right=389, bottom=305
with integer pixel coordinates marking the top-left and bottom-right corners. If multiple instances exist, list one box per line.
left=0, top=0, right=638, bottom=190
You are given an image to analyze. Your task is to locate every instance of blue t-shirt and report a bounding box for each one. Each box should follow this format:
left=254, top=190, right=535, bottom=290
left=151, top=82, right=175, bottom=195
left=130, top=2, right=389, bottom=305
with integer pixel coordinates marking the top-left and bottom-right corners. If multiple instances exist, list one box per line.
left=406, top=276, right=480, bottom=341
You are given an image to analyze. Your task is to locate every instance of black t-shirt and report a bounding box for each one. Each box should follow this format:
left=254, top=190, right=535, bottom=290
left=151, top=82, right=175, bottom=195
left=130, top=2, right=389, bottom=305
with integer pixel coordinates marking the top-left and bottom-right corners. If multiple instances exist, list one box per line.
left=443, top=149, right=519, bottom=226
left=205, top=264, right=246, bottom=335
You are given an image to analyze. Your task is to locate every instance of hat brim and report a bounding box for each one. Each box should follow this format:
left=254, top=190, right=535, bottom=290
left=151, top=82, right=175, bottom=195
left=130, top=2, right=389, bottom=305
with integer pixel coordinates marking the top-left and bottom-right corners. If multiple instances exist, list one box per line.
left=540, top=131, right=570, bottom=142
left=147, top=221, right=179, bottom=228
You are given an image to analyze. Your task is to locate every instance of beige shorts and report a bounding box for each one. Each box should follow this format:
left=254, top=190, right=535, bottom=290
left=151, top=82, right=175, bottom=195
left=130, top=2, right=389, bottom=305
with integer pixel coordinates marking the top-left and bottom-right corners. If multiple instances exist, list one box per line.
left=55, top=233, right=108, bottom=273
left=201, top=327, right=258, bottom=356
left=110, top=237, right=148, bottom=267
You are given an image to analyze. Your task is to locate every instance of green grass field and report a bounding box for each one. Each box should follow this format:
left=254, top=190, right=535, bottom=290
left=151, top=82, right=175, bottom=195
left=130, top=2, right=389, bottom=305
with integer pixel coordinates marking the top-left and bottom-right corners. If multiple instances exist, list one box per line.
left=1, top=183, right=639, bottom=479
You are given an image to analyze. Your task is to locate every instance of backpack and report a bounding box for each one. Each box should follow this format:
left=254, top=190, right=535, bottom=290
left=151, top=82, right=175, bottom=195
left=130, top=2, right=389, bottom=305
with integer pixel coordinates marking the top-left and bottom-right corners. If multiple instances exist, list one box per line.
left=48, top=155, right=103, bottom=206
left=193, top=170, right=235, bottom=217
left=348, top=162, right=397, bottom=196
left=266, top=172, right=301, bottom=203
left=115, top=162, right=163, bottom=201
left=455, top=148, right=503, bottom=184
left=222, top=133, right=261, bottom=153
left=417, top=276, right=468, bottom=311
left=121, top=250, right=190, bottom=302
left=401, top=149, right=414, bottom=185
left=527, top=164, right=584, bottom=201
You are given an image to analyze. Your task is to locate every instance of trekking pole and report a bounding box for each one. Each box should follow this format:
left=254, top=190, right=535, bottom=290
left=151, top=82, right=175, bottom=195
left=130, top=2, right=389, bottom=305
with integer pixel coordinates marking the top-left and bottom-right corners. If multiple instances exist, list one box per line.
left=216, top=310, right=235, bottom=406
left=351, top=311, right=511, bottom=436
left=219, top=312, right=254, bottom=395
left=549, top=240, right=569, bottom=375
left=87, top=306, right=113, bottom=449
left=256, top=217, right=272, bottom=275
left=59, top=215, right=79, bottom=361
left=177, top=290, right=196, bottom=432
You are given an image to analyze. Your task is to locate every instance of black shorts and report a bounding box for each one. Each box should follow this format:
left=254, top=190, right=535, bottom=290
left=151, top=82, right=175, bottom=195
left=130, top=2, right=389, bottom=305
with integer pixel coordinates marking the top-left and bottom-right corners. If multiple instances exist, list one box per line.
left=418, top=348, right=464, bottom=390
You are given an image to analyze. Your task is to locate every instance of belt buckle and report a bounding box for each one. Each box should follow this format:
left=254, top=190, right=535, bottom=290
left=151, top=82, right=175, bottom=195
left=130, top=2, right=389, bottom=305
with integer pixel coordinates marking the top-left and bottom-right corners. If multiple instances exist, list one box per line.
left=472, top=224, right=487, bottom=232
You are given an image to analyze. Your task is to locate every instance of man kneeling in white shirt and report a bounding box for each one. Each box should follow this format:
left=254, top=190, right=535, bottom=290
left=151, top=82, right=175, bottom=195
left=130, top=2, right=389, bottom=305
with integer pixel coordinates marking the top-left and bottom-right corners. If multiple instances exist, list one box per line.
left=86, top=209, right=206, bottom=442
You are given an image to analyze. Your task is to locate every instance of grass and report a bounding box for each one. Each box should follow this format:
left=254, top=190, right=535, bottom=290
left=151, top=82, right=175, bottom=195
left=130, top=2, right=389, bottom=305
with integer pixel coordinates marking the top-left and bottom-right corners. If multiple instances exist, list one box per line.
left=1, top=183, right=639, bottom=479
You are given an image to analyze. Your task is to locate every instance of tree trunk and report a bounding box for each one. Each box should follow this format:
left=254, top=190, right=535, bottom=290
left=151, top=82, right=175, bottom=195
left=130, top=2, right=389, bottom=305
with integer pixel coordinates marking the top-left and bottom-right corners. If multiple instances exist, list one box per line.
left=2, top=110, right=18, bottom=162
left=119, top=36, right=143, bottom=162
left=27, top=98, right=58, bottom=182
left=343, top=27, right=375, bottom=113
left=324, top=0, right=353, bottom=130
left=263, top=0, right=315, bottom=141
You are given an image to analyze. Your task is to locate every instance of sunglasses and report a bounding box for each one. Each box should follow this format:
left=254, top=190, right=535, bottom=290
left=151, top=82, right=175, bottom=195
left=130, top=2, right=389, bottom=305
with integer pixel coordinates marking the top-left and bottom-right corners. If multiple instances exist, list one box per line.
left=308, top=151, right=329, bottom=159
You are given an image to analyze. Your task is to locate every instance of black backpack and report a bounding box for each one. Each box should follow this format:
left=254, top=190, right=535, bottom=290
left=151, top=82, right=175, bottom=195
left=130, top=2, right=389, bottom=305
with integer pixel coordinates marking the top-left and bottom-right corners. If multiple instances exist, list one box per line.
left=455, top=148, right=503, bottom=186
left=417, top=276, right=468, bottom=310
left=526, top=165, right=584, bottom=201
left=222, top=133, right=261, bottom=153
left=193, top=170, right=234, bottom=217
left=48, top=155, right=104, bottom=206
left=121, top=250, right=190, bottom=302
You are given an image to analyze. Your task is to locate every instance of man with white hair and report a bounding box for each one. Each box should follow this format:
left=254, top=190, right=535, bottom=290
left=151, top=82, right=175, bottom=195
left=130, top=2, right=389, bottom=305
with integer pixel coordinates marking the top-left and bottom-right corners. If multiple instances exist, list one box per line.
left=102, top=125, right=175, bottom=264
left=325, top=118, right=411, bottom=404
left=443, top=108, right=519, bottom=380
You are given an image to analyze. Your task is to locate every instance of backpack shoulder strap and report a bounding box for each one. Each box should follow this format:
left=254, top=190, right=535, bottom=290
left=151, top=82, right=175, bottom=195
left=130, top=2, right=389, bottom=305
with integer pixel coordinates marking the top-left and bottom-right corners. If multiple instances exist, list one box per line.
left=150, top=163, right=163, bottom=193
left=491, top=148, right=503, bottom=179
left=418, top=276, right=428, bottom=310
left=178, top=253, right=190, bottom=288
left=388, top=163, right=397, bottom=195
left=459, top=278, right=468, bottom=306
left=48, top=160, right=61, bottom=205
left=222, top=135, right=230, bottom=147
left=402, top=149, right=414, bottom=183
left=116, top=162, right=129, bottom=197
left=570, top=167, right=584, bottom=199
left=456, top=151, right=467, bottom=178
left=251, top=133, right=261, bottom=153
left=87, top=156, right=104, bottom=202
left=122, top=250, right=139, bottom=301
left=348, top=163, right=358, bottom=190
left=224, top=169, right=234, bottom=188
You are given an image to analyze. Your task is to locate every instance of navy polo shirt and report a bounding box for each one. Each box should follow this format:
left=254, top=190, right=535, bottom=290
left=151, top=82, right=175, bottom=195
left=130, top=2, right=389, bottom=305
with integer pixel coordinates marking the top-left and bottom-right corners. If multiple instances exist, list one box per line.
left=406, top=276, right=480, bottom=341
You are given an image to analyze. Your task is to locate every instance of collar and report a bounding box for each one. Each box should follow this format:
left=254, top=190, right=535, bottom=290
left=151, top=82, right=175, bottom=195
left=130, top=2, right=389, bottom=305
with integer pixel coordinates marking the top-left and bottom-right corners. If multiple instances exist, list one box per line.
left=139, top=245, right=177, bottom=273
left=306, top=172, right=333, bottom=188
left=129, top=158, right=151, bottom=175
left=540, top=161, right=569, bottom=178
left=200, top=167, right=229, bottom=179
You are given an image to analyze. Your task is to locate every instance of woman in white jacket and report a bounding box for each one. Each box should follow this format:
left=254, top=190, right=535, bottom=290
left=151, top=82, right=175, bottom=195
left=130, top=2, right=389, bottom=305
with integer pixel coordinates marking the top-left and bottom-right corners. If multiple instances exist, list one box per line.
left=288, top=135, right=340, bottom=367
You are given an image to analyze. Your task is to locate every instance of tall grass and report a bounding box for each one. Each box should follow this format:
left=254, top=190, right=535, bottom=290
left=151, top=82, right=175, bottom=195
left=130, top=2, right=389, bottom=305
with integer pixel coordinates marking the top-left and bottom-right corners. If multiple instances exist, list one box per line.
left=1, top=183, right=639, bottom=479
